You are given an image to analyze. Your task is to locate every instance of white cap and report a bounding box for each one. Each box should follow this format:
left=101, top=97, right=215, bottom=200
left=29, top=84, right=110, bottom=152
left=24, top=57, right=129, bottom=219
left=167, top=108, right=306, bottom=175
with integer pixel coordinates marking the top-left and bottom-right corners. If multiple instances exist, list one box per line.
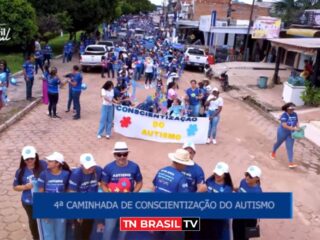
left=113, top=142, right=129, bottom=153
left=22, top=146, right=37, bottom=160
left=182, top=142, right=196, bottom=152
left=80, top=153, right=97, bottom=169
left=46, top=152, right=64, bottom=164
left=212, top=87, right=219, bottom=92
left=213, top=162, right=229, bottom=176
left=246, top=165, right=262, bottom=178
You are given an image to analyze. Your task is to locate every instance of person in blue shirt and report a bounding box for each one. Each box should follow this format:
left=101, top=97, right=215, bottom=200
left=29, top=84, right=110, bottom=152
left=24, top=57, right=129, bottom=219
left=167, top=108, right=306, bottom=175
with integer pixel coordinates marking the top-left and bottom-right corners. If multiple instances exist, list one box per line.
left=22, top=55, right=35, bottom=101
left=66, top=65, right=82, bottom=120
left=186, top=80, right=202, bottom=117
left=43, top=41, right=53, bottom=66
left=271, top=102, right=300, bottom=168
left=79, top=42, right=85, bottom=58
left=38, top=152, right=71, bottom=240
left=102, top=142, right=143, bottom=240
left=152, top=149, right=193, bottom=240
left=47, top=67, right=61, bottom=118
left=62, top=44, right=69, bottom=63
left=67, top=41, right=74, bottom=62
left=13, top=146, right=47, bottom=240
left=233, top=166, right=262, bottom=240
left=200, top=162, right=233, bottom=240
left=68, top=153, right=102, bottom=240
left=34, top=49, right=44, bottom=74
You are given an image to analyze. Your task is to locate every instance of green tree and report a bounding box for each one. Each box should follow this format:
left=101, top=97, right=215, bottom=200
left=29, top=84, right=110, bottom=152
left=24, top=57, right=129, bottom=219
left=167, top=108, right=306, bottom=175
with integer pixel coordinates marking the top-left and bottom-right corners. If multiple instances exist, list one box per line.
left=0, top=0, right=38, bottom=49
left=272, top=0, right=320, bottom=27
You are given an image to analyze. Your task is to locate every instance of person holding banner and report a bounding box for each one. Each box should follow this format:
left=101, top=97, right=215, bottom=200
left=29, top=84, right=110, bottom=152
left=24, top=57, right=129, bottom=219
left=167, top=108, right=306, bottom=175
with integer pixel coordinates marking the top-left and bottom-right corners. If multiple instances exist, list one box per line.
left=206, top=88, right=223, bottom=144
left=38, top=152, right=71, bottom=240
left=97, top=81, right=116, bottom=139
left=102, top=142, right=143, bottom=240
left=13, top=146, right=47, bottom=240
left=232, top=166, right=262, bottom=240
left=68, top=153, right=103, bottom=240
left=186, top=80, right=202, bottom=117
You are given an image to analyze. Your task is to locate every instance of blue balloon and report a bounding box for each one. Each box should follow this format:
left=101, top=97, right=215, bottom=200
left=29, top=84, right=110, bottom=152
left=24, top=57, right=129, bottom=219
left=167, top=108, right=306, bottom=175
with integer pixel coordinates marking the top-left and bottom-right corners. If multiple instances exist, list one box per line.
left=81, top=83, right=87, bottom=90
left=0, top=72, right=6, bottom=82
left=10, top=77, right=17, bottom=85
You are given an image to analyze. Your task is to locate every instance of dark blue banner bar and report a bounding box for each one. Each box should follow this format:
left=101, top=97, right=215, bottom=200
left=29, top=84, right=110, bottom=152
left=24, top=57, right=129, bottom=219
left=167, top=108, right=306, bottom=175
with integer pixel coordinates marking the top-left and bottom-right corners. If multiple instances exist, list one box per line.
left=33, top=193, right=292, bottom=219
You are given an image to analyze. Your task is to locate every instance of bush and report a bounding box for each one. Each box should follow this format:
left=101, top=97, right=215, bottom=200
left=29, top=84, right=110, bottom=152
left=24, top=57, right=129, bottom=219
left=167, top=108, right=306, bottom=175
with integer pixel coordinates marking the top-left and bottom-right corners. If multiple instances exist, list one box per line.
left=301, top=82, right=320, bottom=106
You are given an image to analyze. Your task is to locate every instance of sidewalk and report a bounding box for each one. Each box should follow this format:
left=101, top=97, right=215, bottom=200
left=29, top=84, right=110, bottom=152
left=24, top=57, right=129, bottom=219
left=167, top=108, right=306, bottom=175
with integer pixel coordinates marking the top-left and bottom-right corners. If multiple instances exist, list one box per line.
left=213, top=61, right=320, bottom=147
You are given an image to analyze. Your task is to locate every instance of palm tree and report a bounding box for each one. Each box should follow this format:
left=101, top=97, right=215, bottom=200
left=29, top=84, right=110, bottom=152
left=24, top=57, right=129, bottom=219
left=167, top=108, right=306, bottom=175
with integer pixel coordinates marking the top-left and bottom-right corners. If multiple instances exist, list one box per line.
left=272, top=0, right=320, bottom=27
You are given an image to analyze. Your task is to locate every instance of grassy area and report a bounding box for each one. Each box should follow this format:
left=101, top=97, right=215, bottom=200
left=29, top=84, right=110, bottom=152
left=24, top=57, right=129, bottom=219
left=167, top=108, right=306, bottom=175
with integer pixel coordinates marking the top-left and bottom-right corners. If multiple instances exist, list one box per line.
left=49, top=31, right=82, bottom=56
left=0, top=53, right=24, bottom=74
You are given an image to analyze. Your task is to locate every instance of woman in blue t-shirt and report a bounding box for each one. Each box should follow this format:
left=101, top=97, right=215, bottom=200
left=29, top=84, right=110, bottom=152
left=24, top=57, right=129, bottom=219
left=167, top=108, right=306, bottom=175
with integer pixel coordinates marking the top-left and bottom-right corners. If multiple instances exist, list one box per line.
left=200, top=162, right=233, bottom=240
left=232, top=166, right=262, bottom=240
left=13, top=146, right=47, bottom=240
left=38, top=152, right=71, bottom=240
left=47, top=67, right=61, bottom=118
left=271, top=102, right=300, bottom=168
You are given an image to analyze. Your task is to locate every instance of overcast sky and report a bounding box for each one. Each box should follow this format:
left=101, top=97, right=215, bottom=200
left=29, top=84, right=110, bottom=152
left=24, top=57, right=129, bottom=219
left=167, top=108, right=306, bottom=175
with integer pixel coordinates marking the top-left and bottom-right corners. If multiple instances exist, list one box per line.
left=149, top=0, right=277, bottom=6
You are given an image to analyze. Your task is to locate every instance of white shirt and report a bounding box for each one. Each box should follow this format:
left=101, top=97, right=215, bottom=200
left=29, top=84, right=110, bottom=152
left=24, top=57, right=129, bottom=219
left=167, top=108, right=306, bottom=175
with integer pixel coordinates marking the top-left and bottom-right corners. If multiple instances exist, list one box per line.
left=145, top=62, right=154, bottom=73
left=207, top=96, right=223, bottom=111
left=101, top=89, right=114, bottom=106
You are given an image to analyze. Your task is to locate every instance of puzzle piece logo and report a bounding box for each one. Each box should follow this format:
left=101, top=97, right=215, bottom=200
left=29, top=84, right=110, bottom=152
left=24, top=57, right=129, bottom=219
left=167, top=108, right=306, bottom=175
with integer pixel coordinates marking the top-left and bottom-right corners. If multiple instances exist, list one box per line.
left=120, top=116, right=132, bottom=128
left=187, top=124, right=198, bottom=136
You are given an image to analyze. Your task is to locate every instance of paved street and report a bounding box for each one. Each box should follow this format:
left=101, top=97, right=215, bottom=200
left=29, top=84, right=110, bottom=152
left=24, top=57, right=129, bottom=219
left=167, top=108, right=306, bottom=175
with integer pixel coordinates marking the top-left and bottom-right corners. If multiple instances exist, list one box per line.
left=0, top=57, right=320, bottom=239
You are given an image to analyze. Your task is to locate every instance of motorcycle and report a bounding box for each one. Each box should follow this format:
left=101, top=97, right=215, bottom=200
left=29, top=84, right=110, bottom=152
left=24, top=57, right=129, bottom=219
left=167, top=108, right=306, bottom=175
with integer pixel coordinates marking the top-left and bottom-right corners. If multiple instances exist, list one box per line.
left=204, top=64, right=214, bottom=80
left=219, top=72, right=230, bottom=91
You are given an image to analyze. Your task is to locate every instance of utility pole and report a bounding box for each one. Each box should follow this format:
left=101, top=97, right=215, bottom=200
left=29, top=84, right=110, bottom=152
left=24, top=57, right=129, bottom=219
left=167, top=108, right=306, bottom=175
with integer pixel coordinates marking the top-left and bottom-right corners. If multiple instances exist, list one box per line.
left=244, top=0, right=256, bottom=61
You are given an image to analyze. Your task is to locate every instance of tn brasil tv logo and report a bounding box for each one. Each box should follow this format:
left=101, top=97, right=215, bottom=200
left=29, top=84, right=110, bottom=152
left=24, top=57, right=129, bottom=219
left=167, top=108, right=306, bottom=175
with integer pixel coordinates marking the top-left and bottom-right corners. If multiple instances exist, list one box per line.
left=120, top=217, right=200, bottom=231
left=0, top=24, right=11, bottom=42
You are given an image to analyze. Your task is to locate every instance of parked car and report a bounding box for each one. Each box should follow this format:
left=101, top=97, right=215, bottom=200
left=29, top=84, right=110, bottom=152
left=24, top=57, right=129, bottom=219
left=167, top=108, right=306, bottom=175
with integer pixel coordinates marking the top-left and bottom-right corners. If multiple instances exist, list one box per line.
left=97, top=40, right=114, bottom=52
left=80, top=45, right=107, bottom=71
left=134, top=28, right=145, bottom=39
left=118, top=28, right=127, bottom=39
left=184, top=47, right=208, bottom=71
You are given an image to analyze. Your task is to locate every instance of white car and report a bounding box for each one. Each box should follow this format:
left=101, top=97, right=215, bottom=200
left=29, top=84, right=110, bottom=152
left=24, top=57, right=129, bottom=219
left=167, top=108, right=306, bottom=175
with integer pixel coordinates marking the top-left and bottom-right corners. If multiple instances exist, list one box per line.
left=118, top=28, right=127, bottom=39
left=134, top=28, right=145, bottom=39
left=184, top=47, right=208, bottom=71
left=80, top=45, right=107, bottom=71
left=97, top=41, right=114, bottom=52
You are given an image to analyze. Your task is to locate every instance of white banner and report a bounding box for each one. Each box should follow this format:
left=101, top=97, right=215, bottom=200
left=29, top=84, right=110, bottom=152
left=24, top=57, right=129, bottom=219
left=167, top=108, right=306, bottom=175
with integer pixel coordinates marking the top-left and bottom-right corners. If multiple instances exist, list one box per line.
left=114, top=105, right=209, bottom=144
left=199, top=15, right=211, bottom=32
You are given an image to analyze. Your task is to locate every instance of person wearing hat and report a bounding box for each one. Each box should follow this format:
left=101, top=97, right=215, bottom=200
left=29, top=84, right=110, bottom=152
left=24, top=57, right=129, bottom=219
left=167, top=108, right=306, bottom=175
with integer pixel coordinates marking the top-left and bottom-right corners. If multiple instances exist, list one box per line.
left=68, top=153, right=103, bottom=240
left=271, top=102, right=300, bottom=168
left=38, top=152, right=71, bottom=240
left=181, top=142, right=207, bottom=193
left=13, top=146, right=47, bottom=240
left=153, top=149, right=194, bottom=193
left=232, top=165, right=262, bottom=240
left=186, top=80, right=202, bottom=117
left=102, top=142, right=143, bottom=240
left=205, top=87, right=223, bottom=144
left=200, top=162, right=234, bottom=240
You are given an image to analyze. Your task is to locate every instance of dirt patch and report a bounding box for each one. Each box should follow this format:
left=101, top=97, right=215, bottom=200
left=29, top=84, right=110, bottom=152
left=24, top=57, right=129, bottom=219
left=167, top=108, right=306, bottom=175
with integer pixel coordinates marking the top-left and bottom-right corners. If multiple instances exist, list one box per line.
left=0, top=100, right=30, bottom=124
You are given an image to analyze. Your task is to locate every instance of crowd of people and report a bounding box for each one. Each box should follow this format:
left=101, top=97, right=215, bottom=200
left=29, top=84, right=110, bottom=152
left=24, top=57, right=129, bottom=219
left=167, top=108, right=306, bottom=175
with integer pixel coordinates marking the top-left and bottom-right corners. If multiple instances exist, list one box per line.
left=13, top=141, right=262, bottom=240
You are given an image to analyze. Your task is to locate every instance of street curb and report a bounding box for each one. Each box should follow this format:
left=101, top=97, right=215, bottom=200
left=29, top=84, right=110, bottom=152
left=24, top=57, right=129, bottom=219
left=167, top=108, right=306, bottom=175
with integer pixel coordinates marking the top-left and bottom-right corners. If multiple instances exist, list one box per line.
left=0, top=98, right=41, bottom=134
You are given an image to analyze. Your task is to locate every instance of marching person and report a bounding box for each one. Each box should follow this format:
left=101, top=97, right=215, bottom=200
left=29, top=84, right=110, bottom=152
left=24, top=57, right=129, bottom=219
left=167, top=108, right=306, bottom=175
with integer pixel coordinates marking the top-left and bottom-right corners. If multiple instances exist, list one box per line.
left=22, top=55, right=35, bottom=101
left=206, top=87, right=223, bottom=144
left=47, top=67, right=62, bottom=118
left=186, top=80, right=202, bottom=117
left=13, top=146, right=47, bottom=240
left=102, top=142, right=143, bottom=240
left=97, top=80, right=117, bottom=139
left=232, top=166, right=262, bottom=240
left=201, top=162, right=233, bottom=240
left=271, top=103, right=299, bottom=168
left=182, top=142, right=206, bottom=192
left=66, top=65, right=82, bottom=120
left=38, top=152, right=71, bottom=240
left=68, top=153, right=102, bottom=240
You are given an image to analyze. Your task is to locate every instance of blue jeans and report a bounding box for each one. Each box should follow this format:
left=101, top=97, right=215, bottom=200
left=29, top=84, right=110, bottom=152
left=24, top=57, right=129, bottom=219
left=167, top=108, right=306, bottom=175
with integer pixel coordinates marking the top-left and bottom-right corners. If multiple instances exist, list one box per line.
left=131, top=80, right=137, bottom=100
left=40, top=219, right=66, bottom=240
left=35, top=59, right=43, bottom=74
left=97, top=105, right=113, bottom=136
left=273, top=126, right=295, bottom=162
left=72, top=91, right=81, bottom=118
left=67, top=87, right=73, bottom=111
left=103, top=219, right=126, bottom=240
left=25, top=77, right=34, bottom=100
left=207, top=110, right=220, bottom=139
left=134, top=68, right=141, bottom=81
left=189, top=104, right=200, bottom=117
left=63, top=53, right=68, bottom=63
